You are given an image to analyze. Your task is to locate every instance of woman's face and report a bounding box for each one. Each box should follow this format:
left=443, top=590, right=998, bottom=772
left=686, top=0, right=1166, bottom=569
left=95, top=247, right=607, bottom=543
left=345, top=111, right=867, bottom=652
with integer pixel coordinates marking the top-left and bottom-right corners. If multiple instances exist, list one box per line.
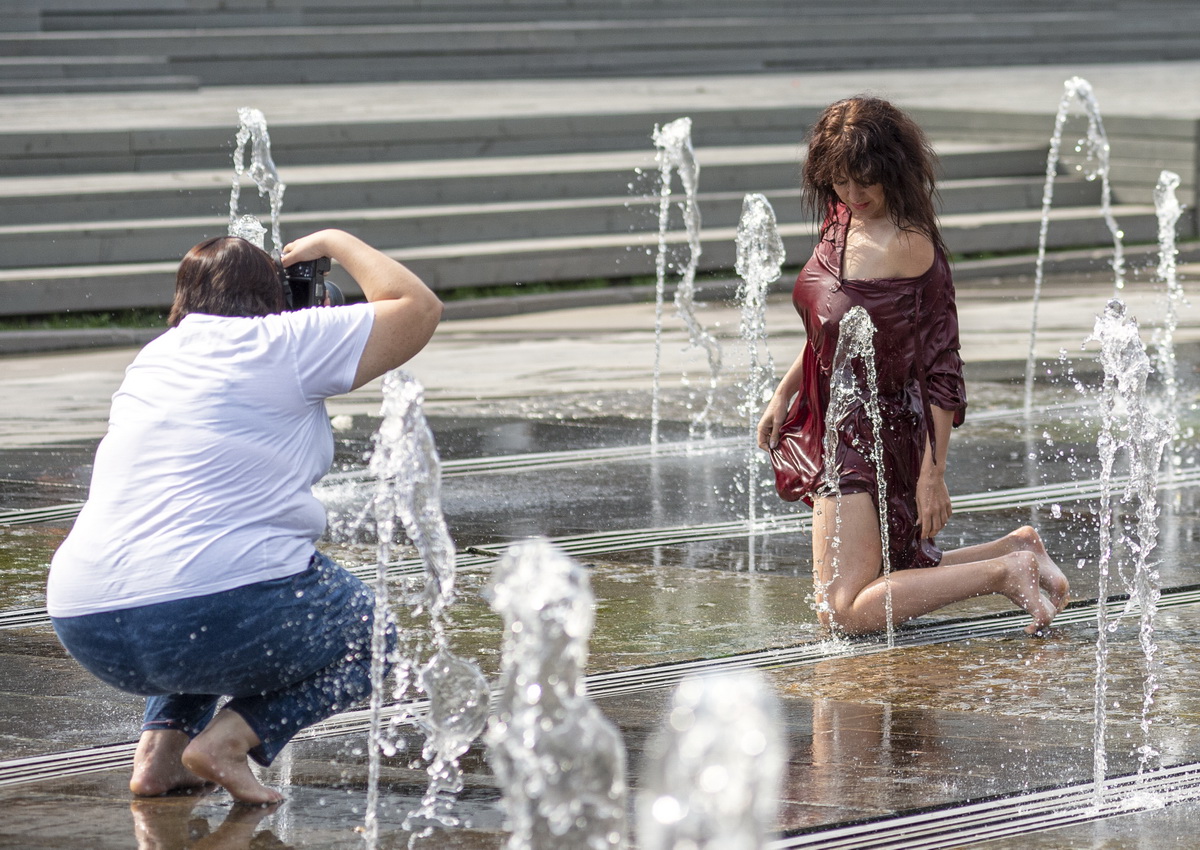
left=832, top=177, right=887, bottom=220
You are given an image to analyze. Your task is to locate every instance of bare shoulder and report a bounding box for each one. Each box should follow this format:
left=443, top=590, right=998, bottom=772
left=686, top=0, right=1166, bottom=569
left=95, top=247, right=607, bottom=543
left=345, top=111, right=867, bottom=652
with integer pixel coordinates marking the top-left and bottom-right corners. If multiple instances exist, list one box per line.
left=893, top=229, right=936, bottom=278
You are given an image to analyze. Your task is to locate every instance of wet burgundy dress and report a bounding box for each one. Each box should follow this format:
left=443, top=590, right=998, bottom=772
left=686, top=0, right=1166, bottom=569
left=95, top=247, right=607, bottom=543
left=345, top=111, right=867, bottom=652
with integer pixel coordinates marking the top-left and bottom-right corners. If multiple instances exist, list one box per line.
left=791, top=204, right=967, bottom=570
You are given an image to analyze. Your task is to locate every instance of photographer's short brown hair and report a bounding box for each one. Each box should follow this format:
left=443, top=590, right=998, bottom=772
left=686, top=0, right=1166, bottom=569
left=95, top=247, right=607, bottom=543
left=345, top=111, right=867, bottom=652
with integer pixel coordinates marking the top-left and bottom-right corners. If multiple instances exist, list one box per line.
left=168, top=236, right=285, bottom=327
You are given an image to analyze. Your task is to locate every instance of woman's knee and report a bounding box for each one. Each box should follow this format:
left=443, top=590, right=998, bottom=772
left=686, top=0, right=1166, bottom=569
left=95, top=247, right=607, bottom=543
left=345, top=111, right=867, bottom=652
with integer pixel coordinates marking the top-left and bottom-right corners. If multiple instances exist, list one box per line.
left=820, top=585, right=874, bottom=635
left=1009, top=525, right=1041, bottom=549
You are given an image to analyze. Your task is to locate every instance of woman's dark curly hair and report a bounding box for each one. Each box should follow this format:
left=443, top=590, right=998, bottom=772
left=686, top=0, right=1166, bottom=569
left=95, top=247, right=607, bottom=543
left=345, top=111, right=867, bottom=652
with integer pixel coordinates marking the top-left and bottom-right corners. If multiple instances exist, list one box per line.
left=167, top=236, right=286, bottom=327
left=801, top=96, right=944, bottom=257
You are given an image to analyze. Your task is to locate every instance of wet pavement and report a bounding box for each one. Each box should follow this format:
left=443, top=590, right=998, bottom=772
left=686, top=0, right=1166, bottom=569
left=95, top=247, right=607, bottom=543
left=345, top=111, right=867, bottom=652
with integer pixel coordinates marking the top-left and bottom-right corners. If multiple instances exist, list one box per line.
left=4, top=264, right=1200, bottom=848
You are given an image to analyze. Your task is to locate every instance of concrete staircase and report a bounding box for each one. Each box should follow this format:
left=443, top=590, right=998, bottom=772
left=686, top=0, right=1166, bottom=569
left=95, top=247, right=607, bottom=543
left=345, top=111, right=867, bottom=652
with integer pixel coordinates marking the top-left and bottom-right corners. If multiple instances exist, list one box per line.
left=0, top=104, right=1160, bottom=316
left=0, top=0, right=1184, bottom=317
left=2, top=1, right=1200, bottom=94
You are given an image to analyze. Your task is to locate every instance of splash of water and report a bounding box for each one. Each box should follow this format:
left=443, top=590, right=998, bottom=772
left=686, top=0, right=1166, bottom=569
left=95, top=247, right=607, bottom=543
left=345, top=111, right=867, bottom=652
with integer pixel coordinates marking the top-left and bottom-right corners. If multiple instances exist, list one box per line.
left=228, top=214, right=267, bottom=249
left=1151, top=170, right=1185, bottom=483
left=735, top=193, right=785, bottom=563
left=486, top=539, right=628, bottom=849
left=229, top=106, right=286, bottom=256
left=1024, top=77, right=1125, bottom=418
left=651, top=117, right=723, bottom=444
left=636, top=671, right=785, bottom=850
left=818, top=307, right=894, bottom=645
left=1086, top=301, right=1171, bottom=797
left=363, top=371, right=489, bottom=843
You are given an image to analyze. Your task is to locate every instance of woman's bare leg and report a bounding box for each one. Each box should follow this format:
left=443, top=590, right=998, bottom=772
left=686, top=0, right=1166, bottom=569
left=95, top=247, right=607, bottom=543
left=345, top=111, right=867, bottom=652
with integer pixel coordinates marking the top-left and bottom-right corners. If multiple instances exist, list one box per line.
left=181, top=709, right=283, bottom=805
left=939, top=525, right=1070, bottom=612
left=813, top=493, right=1058, bottom=636
left=130, top=729, right=208, bottom=797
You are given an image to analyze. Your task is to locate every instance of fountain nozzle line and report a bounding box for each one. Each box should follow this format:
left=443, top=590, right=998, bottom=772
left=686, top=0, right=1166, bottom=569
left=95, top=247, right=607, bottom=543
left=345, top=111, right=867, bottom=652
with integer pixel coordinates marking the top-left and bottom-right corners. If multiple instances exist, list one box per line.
left=6, top=585, right=1200, bottom=790
left=5, top=465, right=1200, bottom=633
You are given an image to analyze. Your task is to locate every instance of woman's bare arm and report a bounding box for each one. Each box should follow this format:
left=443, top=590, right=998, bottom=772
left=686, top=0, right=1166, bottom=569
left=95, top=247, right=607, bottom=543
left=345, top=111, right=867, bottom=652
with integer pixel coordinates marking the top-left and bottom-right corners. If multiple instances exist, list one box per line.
left=757, top=349, right=807, bottom=450
left=916, top=405, right=955, bottom=538
left=282, top=229, right=443, bottom=389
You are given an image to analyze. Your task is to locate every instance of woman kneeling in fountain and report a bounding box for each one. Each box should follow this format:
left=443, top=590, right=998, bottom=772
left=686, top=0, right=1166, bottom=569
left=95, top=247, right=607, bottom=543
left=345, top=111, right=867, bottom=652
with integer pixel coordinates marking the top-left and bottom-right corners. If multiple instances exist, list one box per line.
left=47, top=230, right=442, bottom=803
left=757, top=96, right=1070, bottom=636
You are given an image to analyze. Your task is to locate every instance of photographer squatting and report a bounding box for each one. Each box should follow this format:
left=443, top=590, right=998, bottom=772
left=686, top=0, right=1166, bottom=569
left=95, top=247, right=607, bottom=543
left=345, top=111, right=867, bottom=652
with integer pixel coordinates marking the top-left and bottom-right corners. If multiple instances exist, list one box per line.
left=45, top=229, right=443, bottom=804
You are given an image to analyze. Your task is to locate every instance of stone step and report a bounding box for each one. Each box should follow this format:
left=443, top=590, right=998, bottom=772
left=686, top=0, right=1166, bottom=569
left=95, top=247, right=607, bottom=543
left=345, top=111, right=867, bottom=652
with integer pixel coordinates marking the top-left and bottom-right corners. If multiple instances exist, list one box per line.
left=7, top=21, right=1200, bottom=62
left=12, top=9, right=1200, bottom=47
left=0, top=205, right=1160, bottom=316
left=0, top=75, right=199, bottom=95
left=29, top=0, right=1188, bottom=30
left=3, top=16, right=1199, bottom=92
left=0, top=176, right=1106, bottom=270
left=394, top=204, right=1161, bottom=291
left=0, top=142, right=1053, bottom=225
left=0, top=105, right=819, bottom=176
left=0, top=55, right=173, bottom=80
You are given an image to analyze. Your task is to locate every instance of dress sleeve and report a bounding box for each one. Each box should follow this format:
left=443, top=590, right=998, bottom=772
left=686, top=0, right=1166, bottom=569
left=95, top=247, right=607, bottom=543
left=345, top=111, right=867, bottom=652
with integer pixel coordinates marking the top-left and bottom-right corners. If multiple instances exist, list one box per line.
left=921, top=254, right=968, bottom=426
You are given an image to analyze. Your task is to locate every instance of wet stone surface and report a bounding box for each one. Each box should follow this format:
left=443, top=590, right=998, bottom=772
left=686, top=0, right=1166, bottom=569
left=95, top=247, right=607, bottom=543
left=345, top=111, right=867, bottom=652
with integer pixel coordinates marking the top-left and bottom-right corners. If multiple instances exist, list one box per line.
left=3, top=372, right=1200, bottom=847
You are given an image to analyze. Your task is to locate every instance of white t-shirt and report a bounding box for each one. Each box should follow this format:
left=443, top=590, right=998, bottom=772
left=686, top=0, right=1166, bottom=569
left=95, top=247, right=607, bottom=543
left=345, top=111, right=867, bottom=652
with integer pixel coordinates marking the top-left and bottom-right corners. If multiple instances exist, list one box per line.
left=47, top=303, right=375, bottom=618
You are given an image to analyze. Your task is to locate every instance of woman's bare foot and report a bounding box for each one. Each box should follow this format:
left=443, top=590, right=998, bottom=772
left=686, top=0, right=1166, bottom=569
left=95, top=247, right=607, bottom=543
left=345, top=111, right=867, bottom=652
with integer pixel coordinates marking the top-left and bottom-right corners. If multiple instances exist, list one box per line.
left=997, top=550, right=1057, bottom=635
left=1010, top=526, right=1070, bottom=613
left=130, top=729, right=209, bottom=797
left=181, top=709, right=283, bottom=805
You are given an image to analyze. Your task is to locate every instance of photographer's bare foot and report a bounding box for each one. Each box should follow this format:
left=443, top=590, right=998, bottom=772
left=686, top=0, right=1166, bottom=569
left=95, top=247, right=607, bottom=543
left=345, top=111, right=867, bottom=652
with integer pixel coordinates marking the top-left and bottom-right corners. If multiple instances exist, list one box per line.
left=130, top=729, right=208, bottom=797
left=181, top=710, right=283, bottom=805
left=130, top=797, right=208, bottom=850
left=205, top=801, right=281, bottom=848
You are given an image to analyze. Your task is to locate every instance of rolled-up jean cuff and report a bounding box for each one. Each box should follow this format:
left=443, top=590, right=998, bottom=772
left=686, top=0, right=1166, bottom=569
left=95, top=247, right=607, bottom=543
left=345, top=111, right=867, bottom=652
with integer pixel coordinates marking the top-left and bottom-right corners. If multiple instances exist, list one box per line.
left=142, top=694, right=219, bottom=739
left=141, top=719, right=188, bottom=734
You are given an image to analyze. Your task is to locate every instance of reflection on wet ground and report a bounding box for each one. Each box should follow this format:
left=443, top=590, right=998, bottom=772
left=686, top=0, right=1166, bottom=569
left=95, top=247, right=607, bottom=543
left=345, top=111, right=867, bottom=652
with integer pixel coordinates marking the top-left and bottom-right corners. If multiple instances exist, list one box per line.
left=4, top=372, right=1200, bottom=848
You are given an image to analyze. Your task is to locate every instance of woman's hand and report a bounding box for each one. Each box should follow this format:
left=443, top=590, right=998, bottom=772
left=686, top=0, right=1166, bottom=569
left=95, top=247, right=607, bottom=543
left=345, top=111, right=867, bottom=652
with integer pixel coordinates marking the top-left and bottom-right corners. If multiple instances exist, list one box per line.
left=917, top=405, right=956, bottom=539
left=758, top=352, right=807, bottom=451
left=757, top=394, right=789, bottom=451
left=915, top=465, right=952, bottom=539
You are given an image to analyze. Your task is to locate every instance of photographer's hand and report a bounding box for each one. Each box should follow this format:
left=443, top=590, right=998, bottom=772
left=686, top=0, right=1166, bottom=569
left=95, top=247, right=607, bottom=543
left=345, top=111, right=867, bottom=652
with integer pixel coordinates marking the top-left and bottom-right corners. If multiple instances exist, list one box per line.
left=282, top=229, right=443, bottom=389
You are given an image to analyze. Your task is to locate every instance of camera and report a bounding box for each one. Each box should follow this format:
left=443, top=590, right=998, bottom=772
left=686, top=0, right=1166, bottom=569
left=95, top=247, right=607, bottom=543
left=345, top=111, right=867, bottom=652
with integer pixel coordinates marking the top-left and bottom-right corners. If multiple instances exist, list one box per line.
left=283, top=257, right=345, bottom=309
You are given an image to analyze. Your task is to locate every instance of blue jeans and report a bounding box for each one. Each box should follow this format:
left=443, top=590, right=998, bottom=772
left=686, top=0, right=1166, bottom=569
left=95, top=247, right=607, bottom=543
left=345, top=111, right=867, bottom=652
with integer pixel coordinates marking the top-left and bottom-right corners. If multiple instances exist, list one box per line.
left=52, top=551, right=394, bottom=765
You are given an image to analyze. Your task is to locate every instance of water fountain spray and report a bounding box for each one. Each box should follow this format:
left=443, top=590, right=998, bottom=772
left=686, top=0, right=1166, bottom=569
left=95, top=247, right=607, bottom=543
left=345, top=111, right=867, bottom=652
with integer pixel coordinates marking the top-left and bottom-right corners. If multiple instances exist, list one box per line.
left=1024, top=77, right=1125, bottom=418
left=1086, top=301, right=1171, bottom=797
left=651, top=117, right=723, bottom=446
left=735, top=193, right=785, bottom=565
left=1151, top=170, right=1185, bottom=483
left=636, top=670, right=785, bottom=850
left=363, top=371, right=489, bottom=843
left=228, top=214, right=268, bottom=250
left=486, top=538, right=628, bottom=849
left=229, top=106, right=287, bottom=256
left=820, top=306, right=894, bottom=646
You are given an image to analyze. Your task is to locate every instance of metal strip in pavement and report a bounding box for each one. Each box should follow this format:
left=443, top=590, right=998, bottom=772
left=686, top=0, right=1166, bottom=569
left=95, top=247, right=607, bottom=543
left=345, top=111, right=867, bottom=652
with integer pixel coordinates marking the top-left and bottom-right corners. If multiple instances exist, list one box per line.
left=770, top=761, right=1200, bottom=850
left=0, top=396, right=1118, bottom=529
